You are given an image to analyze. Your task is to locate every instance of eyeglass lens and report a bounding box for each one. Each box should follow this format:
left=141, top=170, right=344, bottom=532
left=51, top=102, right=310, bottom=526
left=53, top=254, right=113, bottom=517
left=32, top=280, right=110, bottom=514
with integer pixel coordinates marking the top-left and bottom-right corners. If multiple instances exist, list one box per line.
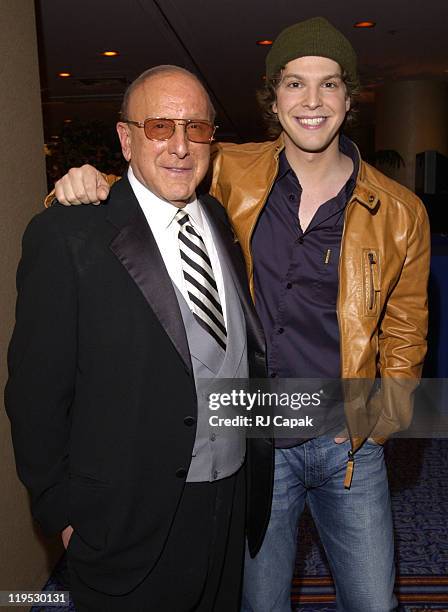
left=143, top=119, right=213, bottom=143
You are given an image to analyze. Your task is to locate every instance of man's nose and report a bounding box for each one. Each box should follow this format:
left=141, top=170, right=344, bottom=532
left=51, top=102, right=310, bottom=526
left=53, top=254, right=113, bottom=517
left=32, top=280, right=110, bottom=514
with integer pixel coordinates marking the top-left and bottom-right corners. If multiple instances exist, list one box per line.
left=167, top=123, right=190, bottom=158
left=302, top=85, right=322, bottom=109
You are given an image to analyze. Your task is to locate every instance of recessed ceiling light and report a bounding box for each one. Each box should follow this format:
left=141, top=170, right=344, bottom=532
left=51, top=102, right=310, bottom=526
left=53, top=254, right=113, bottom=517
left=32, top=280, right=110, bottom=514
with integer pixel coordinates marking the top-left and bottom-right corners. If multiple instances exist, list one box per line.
left=102, top=50, right=119, bottom=57
left=58, top=72, right=71, bottom=77
left=256, top=40, right=273, bottom=46
left=354, top=21, right=376, bottom=28
left=64, top=119, right=72, bottom=123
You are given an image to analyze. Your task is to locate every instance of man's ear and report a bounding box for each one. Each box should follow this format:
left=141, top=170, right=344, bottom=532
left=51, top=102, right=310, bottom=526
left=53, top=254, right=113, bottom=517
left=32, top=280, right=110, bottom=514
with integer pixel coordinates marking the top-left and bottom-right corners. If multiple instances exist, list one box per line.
left=345, top=95, right=351, bottom=113
left=116, top=122, right=132, bottom=162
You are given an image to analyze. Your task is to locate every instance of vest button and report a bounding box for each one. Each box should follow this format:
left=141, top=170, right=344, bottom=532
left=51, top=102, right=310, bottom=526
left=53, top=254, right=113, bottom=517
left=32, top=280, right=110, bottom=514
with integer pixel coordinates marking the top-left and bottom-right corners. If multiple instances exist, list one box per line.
left=184, top=416, right=196, bottom=426
left=176, top=468, right=187, bottom=478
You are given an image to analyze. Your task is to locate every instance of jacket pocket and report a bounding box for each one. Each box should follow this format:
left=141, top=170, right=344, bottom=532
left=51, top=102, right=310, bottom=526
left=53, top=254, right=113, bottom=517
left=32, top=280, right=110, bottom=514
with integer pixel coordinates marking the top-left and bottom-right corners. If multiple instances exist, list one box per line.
left=68, top=475, right=111, bottom=552
left=363, top=249, right=380, bottom=316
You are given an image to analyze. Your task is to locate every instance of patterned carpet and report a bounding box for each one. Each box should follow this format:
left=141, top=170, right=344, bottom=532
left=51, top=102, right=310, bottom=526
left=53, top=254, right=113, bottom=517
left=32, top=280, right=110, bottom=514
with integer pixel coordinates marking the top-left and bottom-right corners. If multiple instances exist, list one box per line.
left=33, top=439, right=448, bottom=611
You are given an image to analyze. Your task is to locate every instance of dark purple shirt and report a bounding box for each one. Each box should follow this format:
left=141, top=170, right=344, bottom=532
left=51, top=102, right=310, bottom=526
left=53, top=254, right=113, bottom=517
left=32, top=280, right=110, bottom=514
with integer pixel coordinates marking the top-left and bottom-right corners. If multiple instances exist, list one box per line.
left=251, top=136, right=358, bottom=446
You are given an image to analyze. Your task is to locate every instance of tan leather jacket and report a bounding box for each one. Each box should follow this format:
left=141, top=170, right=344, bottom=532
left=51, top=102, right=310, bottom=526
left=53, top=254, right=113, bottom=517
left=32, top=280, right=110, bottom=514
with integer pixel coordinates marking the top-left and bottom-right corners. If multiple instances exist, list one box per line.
left=210, top=136, right=430, bottom=458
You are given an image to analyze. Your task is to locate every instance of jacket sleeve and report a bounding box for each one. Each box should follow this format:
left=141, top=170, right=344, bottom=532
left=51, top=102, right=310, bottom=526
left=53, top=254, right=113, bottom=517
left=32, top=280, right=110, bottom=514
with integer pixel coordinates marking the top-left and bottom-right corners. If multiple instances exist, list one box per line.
left=370, top=200, right=430, bottom=440
left=4, top=211, right=78, bottom=535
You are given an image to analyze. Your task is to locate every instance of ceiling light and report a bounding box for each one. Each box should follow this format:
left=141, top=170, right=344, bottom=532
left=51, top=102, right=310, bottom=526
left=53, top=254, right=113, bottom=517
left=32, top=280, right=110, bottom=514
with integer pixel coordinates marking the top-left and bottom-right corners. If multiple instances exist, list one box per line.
left=354, top=21, right=376, bottom=28
left=102, top=51, right=119, bottom=57
left=256, top=40, right=273, bottom=46
left=58, top=72, right=71, bottom=77
left=64, top=119, right=72, bottom=123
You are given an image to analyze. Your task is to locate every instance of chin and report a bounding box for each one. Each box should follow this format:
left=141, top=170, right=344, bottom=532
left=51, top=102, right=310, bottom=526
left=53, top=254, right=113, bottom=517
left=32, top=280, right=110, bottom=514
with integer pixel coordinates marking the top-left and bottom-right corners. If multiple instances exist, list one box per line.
left=289, top=131, right=340, bottom=155
left=298, top=142, right=332, bottom=154
left=166, top=183, right=195, bottom=198
left=164, top=192, right=194, bottom=204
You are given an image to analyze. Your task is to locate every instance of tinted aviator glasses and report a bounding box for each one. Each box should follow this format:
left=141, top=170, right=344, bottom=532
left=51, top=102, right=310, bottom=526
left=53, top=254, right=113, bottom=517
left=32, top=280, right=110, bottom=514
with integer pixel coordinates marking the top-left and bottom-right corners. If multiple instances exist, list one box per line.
left=123, top=117, right=217, bottom=144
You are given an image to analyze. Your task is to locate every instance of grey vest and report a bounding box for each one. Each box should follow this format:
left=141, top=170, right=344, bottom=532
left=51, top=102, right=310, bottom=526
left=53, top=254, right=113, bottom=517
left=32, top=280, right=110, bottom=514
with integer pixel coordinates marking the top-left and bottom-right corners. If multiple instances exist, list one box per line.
left=173, top=230, right=248, bottom=482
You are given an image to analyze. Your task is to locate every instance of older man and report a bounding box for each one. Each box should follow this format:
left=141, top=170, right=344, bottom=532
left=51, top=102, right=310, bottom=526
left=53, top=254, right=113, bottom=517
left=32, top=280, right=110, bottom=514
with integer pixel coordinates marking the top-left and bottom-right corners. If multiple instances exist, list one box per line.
left=5, top=65, right=271, bottom=611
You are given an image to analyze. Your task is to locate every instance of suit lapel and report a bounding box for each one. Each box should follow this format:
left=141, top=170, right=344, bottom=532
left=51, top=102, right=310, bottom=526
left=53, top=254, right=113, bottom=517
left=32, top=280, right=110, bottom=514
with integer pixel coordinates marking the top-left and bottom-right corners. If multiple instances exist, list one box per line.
left=107, top=177, right=192, bottom=374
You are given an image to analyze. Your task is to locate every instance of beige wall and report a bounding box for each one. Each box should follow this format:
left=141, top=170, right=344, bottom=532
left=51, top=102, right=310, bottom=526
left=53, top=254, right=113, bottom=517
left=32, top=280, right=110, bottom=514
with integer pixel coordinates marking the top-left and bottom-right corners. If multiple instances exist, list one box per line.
left=0, top=0, right=62, bottom=598
left=375, top=80, right=448, bottom=189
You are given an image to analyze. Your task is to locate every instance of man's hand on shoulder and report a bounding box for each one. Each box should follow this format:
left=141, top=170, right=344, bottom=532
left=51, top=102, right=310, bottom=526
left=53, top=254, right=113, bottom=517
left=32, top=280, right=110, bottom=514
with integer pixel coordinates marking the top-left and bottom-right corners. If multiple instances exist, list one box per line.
left=55, top=165, right=110, bottom=205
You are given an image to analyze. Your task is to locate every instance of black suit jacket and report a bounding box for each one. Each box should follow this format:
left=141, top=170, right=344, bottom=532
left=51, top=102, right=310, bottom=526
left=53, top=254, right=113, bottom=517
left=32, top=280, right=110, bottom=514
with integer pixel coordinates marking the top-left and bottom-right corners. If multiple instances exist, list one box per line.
left=5, top=177, right=273, bottom=594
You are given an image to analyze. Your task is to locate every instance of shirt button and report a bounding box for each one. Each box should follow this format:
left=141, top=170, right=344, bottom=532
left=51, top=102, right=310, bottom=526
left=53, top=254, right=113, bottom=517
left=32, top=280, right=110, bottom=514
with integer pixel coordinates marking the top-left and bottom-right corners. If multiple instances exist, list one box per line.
left=278, top=327, right=284, bottom=334
left=210, top=433, right=216, bottom=442
left=212, top=470, right=218, bottom=480
left=297, top=237, right=304, bottom=244
left=270, top=372, right=277, bottom=378
left=286, top=282, right=292, bottom=289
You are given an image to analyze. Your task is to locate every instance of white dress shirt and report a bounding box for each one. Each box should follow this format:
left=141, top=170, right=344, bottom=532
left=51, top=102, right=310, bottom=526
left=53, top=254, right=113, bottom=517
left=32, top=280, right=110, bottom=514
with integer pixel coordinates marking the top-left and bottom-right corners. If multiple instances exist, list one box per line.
left=127, top=167, right=227, bottom=325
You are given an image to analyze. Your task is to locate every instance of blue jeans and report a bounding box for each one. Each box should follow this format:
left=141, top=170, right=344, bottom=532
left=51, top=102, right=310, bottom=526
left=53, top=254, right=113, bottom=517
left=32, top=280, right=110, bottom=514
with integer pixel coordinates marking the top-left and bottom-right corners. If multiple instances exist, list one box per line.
left=241, top=437, right=397, bottom=612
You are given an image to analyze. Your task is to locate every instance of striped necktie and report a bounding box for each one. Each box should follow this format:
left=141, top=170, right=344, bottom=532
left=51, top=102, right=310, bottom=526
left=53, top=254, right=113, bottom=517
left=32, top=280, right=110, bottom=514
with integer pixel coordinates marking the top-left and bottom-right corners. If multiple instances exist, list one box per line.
left=175, top=209, right=227, bottom=351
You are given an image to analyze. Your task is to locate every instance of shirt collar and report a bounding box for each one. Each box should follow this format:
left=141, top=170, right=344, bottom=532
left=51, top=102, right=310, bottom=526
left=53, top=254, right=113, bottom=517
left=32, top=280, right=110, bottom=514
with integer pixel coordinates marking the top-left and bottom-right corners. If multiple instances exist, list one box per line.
left=277, top=149, right=293, bottom=181
left=127, top=166, right=201, bottom=230
left=182, top=198, right=205, bottom=233
left=339, top=134, right=359, bottom=196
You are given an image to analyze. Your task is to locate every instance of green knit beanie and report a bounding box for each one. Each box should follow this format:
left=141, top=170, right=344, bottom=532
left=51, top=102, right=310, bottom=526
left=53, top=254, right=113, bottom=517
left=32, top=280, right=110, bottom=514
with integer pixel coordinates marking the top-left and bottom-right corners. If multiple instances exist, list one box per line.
left=266, top=17, right=359, bottom=88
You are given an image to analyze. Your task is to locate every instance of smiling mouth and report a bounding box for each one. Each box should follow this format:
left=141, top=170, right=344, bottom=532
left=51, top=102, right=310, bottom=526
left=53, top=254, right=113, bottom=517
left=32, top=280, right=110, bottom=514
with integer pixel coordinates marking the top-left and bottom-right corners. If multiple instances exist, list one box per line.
left=295, top=116, right=327, bottom=129
left=163, top=167, right=193, bottom=173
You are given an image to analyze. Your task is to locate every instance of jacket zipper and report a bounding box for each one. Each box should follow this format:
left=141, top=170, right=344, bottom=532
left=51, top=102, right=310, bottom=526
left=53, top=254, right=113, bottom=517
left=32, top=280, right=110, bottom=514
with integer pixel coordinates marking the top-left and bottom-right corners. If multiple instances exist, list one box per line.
left=368, top=251, right=376, bottom=310
left=336, top=200, right=353, bottom=376
left=337, top=201, right=358, bottom=489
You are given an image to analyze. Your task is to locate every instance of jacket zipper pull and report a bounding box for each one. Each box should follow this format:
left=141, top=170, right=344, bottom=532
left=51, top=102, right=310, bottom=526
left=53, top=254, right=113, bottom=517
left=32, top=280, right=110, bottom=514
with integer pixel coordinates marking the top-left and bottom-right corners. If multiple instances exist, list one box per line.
left=344, top=450, right=355, bottom=489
